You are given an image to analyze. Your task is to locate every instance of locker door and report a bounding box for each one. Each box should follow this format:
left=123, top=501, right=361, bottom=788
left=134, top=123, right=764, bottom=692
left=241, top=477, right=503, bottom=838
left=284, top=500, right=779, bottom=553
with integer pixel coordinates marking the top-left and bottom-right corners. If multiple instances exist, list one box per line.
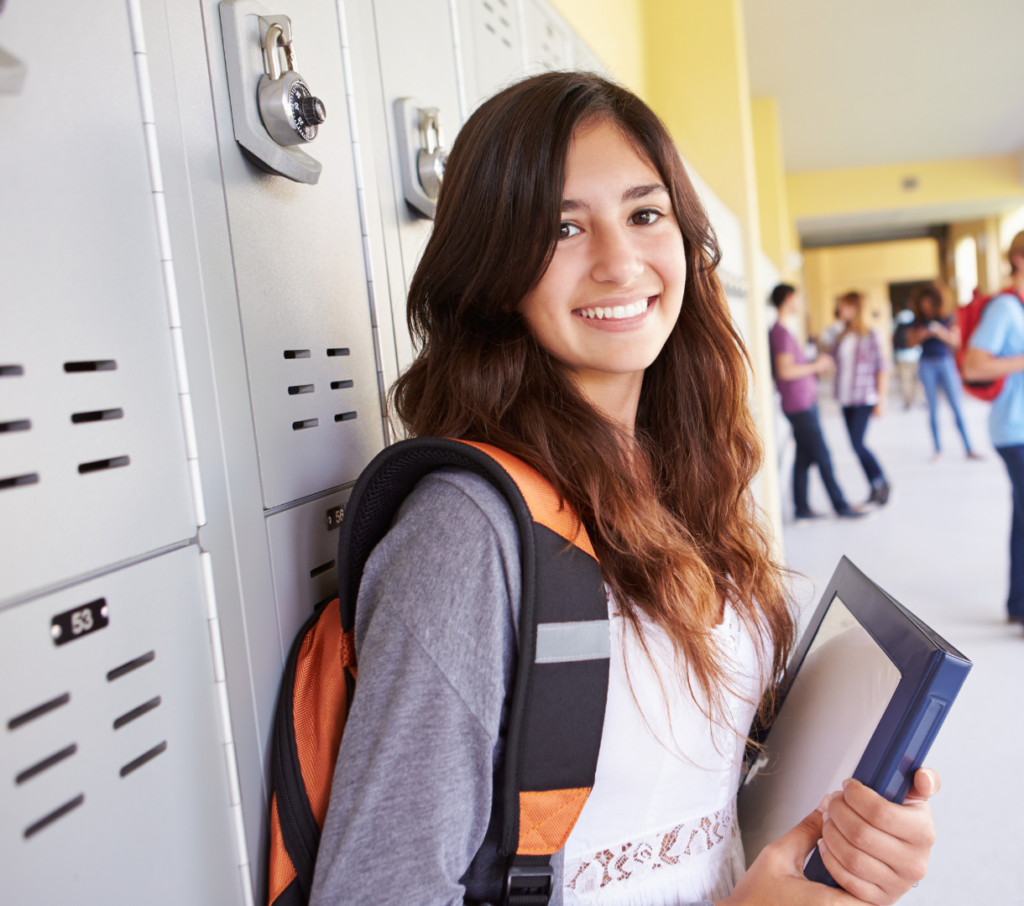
left=202, top=0, right=385, bottom=510
left=266, top=488, right=350, bottom=659
left=371, top=0, right=464, bottom=298
left=0, top=547, right=241, bottom=906
left=523, top=0, right=570, bottom=73
left=0, top=0, right=197, bottom=604
left=458, top=0, right=527, bottom=108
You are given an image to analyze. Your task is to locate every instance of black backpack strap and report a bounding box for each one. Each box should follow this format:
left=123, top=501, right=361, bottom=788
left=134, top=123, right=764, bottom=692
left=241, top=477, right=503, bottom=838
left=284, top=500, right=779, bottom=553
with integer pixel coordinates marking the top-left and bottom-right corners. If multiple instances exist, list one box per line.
left=333, top=438, right=608, bottom=905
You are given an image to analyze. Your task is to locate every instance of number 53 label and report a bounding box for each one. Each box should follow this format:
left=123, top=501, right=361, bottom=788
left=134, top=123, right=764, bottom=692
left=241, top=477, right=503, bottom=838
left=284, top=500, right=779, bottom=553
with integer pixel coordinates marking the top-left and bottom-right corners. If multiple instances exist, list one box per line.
left=51, top=598, right=109, bottom=646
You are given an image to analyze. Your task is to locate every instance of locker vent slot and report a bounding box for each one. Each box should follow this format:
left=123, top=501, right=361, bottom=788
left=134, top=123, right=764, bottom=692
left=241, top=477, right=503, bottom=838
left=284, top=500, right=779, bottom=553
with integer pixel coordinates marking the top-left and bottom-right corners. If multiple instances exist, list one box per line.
left=310, top=559, right=336, bottom=579
left=481, top=0, right=513, bottom=47
left=293, top=418, right=319, bottom=430
left=16, top=743, right=78, bottom=785
left=8, top=693, right=70, bottom=730
left=334, top=411, right=358, bottom=422
left=64, top=360, right=117, bottom=373
left=71, top=408, right=124, bottom=424
left=120, top=740, right=167, bottom=777
left=288, top=384, right=315, bottom=395
left=107, top=651, right=156, bottom=681
left=283, top=349, right=311, bottom=359
left=326, top=347, right=350, bottom=357
left=0, top=472, right=39, bottom=491
left=78, top=456, right=130, bottom=474
left=0, top=419, right=31, bottom=433
left=330, top=380, right=353, bottom=390
left=0, top=364, right=24, bottom=376
left=113, top=696, right=162, bottom=730
left=24, top=793, right=84, bottom=838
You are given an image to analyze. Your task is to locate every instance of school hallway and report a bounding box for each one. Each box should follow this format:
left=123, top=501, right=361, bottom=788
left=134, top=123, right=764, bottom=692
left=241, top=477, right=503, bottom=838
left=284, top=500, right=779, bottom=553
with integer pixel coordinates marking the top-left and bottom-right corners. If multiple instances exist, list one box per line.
left=778, top=390, right=1024, bottom=904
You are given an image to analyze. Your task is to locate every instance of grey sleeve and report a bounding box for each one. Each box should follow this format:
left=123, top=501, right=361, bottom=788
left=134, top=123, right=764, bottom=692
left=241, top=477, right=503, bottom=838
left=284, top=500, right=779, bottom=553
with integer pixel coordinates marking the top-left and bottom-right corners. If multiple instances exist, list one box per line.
left=309, top=470, right=523, bottom=906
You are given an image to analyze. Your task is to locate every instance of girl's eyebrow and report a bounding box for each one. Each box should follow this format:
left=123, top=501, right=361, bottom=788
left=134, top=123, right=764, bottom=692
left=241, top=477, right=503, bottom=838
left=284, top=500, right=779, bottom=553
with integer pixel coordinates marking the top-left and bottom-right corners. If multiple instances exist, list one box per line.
left=623, top=183, right=668, bottom=201
left=561, top=183, right=668, bottom=212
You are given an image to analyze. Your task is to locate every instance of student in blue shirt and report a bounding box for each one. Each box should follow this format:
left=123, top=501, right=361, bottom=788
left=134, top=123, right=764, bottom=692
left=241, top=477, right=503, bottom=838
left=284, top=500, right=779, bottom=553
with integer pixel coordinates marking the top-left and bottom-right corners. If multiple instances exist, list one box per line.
left=963, top=230, right=1024, bottom=624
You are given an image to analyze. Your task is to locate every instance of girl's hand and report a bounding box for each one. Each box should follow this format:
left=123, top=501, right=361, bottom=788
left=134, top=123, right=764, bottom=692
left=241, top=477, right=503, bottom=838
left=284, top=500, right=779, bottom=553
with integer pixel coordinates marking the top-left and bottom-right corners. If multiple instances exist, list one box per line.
left=717, top=802, right=865, bottom=906
left=818, top=768, right=940, bottom=905
left=873, top=401, right=886, bottom=417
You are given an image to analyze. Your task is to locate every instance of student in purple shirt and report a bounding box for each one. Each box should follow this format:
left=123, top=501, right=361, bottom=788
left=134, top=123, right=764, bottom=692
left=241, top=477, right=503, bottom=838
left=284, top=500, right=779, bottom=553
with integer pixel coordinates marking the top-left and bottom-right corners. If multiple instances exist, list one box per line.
left=769, top=284, right=864, bottom=521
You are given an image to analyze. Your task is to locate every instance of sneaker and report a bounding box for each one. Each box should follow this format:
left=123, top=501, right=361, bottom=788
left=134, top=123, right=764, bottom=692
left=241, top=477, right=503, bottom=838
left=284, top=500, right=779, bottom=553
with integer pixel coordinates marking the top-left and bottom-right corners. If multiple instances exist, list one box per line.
left=793, top=511, right=829, bottom=525
left=836, top=506, right=877, bottom=521
left=867, top=481, right=891, bottom=506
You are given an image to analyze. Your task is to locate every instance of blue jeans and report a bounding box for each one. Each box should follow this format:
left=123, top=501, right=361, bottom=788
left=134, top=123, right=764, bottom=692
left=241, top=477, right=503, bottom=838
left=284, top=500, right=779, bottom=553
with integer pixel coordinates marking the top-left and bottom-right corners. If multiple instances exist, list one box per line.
left=918, top=355, right=972, bottom=453
left=784, top=405, right=850, bottom=516
left=996, top=445, right=1024, bottom=619
left=842, top=404, right=886, bottom=487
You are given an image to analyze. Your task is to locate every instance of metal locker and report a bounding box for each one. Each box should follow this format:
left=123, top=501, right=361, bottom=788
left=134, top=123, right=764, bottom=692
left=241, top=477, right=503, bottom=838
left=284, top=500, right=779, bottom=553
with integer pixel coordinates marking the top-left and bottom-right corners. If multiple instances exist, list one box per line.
left=0, top=546, right=241, bottom=906
left=266, top=487, right=350, bottom=659
left=203, top=0, right=385, bottom=510
left=523, top=0, right=569, bottom=74
left=369, top=0, right=464, bottom=300
left=570, top=35, right=606, bottom=75
left=458, top=0, right=527, bottom=108
left=0, top=0, right=197, bottom=604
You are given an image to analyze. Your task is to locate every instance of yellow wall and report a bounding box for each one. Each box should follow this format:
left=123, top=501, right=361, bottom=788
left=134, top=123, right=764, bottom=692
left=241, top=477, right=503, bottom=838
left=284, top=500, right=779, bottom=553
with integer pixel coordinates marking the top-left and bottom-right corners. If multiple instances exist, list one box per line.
left=641, top=0, right=753, bottom=221
left=751, top=97, right=795, bottom=278
left=788, top=154, right=1024, bottom=223
left=802, top=238, right=940, bottom=341
left=548, top=0, right=646, bottom=97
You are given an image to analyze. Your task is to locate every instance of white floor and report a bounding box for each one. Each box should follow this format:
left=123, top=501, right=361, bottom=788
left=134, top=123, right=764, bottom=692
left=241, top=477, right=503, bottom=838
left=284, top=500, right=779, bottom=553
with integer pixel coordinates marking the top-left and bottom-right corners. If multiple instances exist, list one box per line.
left=777, top=389, right=1024, bottom=905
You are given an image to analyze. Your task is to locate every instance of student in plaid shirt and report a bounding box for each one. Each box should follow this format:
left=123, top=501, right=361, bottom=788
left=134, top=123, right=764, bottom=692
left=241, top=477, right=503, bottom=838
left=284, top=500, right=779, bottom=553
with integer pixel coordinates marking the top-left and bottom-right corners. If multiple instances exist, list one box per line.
left=830, top=291, right=892, bottom=507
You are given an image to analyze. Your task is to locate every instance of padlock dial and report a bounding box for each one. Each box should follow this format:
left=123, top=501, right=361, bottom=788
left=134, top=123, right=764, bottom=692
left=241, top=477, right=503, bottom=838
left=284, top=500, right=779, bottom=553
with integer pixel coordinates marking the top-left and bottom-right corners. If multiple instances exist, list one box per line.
left=287, top=81, right=324, bottom=142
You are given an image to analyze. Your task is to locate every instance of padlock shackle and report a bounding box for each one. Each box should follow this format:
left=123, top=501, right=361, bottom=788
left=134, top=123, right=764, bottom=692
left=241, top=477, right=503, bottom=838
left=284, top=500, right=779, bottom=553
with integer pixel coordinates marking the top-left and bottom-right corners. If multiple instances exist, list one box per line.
left=418, top=108, right=444, bottom=156
left=264, top=23, right=288, bottom=81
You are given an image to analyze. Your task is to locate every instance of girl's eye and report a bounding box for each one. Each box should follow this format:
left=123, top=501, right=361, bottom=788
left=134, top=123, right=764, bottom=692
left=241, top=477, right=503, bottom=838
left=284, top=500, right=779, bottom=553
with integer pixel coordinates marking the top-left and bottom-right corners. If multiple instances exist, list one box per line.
left=631, top=209, right=662, bottom=226
left=558, top=222, right=581, bottom=240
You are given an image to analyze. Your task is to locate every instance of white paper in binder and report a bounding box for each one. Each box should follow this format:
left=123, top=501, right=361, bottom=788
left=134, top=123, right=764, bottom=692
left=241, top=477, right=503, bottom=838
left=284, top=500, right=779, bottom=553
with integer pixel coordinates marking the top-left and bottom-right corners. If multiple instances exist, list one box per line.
left=737, top=596, right=902, bottom=865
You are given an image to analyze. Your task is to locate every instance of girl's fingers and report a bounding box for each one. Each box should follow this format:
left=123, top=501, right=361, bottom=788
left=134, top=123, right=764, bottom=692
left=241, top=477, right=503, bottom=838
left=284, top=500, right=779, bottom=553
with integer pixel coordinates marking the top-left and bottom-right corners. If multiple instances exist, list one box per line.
left=905, top=767, right=941, bottom=801
left=820, top=812, right=908, bottom=903
left=834, top=779, right=936, bottom=850
left=817, top=837, right=892, bottom=906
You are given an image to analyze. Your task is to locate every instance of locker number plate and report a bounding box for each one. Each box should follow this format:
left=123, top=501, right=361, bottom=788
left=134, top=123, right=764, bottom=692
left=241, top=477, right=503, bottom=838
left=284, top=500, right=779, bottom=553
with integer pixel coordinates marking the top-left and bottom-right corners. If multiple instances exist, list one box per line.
left=327, top=505, right=344, bottom=530
left=51, top=598, right=109, bottom=646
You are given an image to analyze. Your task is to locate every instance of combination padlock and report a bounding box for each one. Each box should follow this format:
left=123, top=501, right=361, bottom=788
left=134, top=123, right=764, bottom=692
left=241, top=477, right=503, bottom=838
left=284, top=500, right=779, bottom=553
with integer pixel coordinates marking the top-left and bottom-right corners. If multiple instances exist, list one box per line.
left=258, top=22, right=326, bottom=146
left=416, top=108, right=448, bottom=202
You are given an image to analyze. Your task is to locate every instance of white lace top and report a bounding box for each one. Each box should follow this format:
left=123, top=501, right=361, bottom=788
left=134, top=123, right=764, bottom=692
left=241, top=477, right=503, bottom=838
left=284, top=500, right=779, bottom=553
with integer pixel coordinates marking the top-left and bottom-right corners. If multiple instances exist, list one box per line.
left=563, top=591, right=764, bottom=906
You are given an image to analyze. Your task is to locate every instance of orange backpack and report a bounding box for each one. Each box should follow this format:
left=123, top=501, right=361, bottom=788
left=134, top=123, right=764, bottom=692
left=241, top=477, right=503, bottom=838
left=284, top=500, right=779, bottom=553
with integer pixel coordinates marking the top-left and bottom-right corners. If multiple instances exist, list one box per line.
left=266, top=438, right=610, bottom=906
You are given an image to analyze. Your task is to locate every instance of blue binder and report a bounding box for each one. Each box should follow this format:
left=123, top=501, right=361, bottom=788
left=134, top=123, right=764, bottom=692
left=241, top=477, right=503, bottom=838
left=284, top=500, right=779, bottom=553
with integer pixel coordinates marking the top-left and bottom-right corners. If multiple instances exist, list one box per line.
left=737, top=556, right=972, bottom=888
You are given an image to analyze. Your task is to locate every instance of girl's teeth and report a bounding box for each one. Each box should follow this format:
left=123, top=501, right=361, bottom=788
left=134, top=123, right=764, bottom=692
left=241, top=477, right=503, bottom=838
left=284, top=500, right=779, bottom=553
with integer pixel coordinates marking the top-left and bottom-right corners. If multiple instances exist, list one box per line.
left=579, top=298, right=652, bottom=320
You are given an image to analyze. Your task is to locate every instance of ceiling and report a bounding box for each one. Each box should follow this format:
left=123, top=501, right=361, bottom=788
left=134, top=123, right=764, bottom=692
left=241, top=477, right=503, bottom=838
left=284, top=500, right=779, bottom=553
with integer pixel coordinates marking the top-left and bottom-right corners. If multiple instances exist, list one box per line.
left=744, top=0, right=1024, bottom=174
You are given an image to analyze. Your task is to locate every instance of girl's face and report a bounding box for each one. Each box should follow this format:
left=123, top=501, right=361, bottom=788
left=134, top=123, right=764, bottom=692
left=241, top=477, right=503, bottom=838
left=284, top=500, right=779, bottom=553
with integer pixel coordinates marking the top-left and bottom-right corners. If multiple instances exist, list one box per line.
left=919, top=296, right=937, bottom=319
left=519, top=120, right=686, bottom=401
left=838, top=300, right=857, bottom=323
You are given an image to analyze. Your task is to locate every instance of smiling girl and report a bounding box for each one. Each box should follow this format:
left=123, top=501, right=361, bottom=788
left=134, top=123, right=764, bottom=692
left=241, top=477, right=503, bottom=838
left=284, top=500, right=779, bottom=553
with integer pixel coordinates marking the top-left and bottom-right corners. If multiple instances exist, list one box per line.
left=308, top=72, right=938, bottom=906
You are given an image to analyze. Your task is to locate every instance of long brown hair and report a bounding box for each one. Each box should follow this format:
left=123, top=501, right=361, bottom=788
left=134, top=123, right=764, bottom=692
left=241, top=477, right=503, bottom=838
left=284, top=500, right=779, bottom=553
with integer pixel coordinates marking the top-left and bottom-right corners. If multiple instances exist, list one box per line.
left=392, top=72, right=793, bottom=724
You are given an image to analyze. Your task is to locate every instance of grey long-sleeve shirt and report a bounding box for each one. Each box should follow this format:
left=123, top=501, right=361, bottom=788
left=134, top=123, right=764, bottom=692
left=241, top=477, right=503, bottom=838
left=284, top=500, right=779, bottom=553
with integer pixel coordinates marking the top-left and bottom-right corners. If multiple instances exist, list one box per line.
left=309, top=468, right=713, bottom=906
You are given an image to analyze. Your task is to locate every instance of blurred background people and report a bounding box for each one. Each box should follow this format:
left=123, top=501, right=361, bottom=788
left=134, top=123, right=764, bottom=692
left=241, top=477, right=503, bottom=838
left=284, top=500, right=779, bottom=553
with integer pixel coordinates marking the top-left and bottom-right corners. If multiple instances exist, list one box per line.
left=964, top=231, right=1024, bottom=624
left=908, top=284, right=978, bottom=460
left=831, top=290, right=892, bottom=506
left=769, top=284, right=864, bottom=521
left=892, top=308, right=922, bottom=409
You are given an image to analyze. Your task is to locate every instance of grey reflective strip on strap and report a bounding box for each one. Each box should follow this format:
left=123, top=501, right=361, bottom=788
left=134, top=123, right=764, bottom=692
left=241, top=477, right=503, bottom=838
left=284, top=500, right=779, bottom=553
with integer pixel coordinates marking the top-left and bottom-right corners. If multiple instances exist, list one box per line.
left=535, top=620, right=610, bottom=664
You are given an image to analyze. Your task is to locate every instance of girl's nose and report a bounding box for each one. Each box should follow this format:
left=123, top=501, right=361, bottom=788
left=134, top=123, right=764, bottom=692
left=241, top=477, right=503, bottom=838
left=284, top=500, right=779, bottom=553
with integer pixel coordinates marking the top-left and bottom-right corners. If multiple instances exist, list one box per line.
left=590, top=225, right=644, bottom=286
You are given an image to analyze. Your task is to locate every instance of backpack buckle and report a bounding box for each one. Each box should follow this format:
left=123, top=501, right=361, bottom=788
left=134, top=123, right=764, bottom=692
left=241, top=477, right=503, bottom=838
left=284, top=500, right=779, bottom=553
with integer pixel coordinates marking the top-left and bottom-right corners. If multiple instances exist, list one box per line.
left=502, top=859, right=554, bottom=906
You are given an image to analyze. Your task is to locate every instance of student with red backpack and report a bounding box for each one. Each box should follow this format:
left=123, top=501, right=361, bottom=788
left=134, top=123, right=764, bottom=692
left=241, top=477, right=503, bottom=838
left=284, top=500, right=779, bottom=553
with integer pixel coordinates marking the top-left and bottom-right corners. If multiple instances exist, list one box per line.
left=963, top=230, right=1024, bottom=625
left=298, top=73, right=940, bottom=906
